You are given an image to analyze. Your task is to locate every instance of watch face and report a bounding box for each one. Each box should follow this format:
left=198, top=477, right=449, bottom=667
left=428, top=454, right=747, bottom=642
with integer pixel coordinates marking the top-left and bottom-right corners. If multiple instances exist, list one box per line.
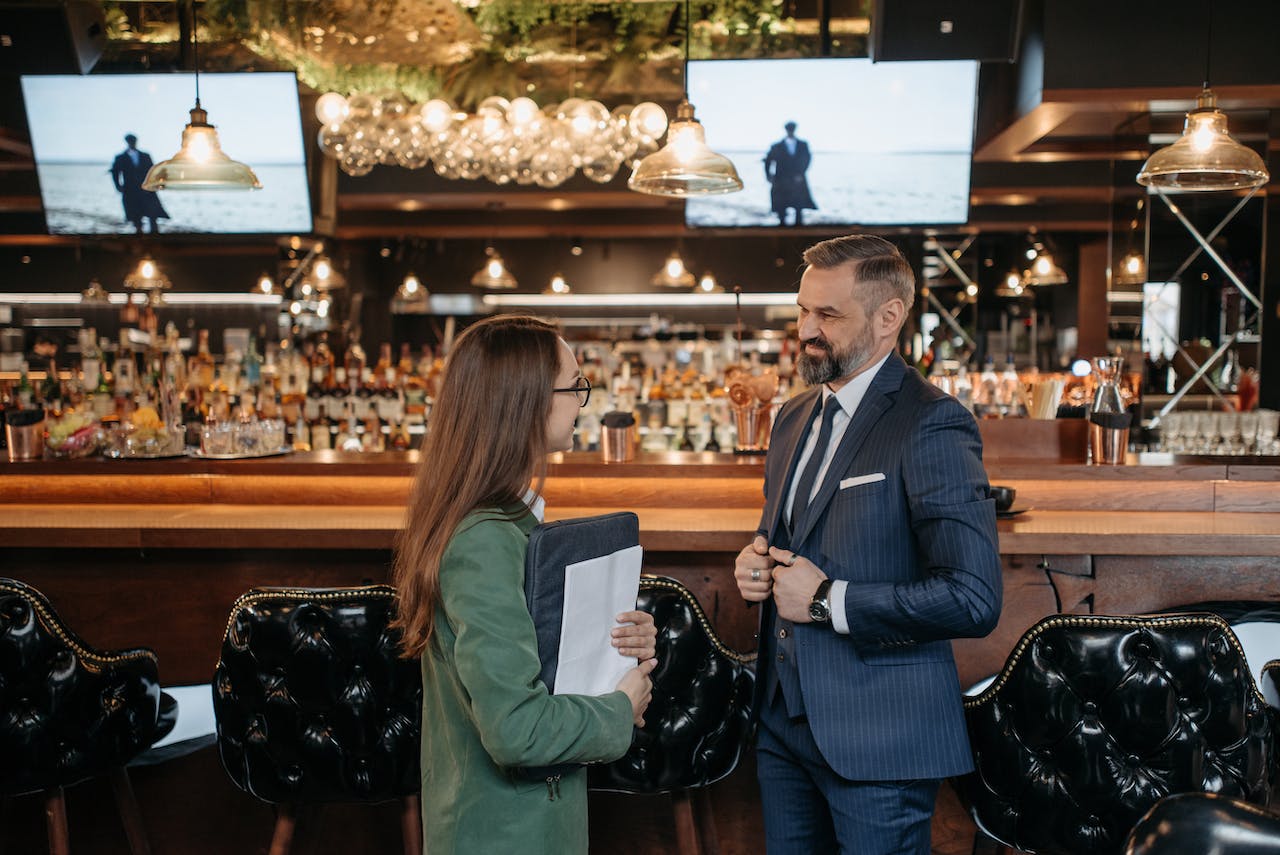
left=809, top=601, right=829, bottom=622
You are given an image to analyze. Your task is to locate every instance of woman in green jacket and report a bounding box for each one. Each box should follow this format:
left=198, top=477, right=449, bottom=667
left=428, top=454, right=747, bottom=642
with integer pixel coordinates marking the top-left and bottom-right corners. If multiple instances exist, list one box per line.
left=393, top=315, right=657, bottom=853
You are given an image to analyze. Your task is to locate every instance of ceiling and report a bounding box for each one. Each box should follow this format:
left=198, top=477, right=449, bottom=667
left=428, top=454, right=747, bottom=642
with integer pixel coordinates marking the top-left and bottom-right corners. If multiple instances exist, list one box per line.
left=0, top=0, right=1277, bottom=242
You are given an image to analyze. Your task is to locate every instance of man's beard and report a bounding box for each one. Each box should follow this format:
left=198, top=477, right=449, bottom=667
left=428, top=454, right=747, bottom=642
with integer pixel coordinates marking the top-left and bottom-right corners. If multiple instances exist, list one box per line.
left=796, top=327, right=875, bottom=386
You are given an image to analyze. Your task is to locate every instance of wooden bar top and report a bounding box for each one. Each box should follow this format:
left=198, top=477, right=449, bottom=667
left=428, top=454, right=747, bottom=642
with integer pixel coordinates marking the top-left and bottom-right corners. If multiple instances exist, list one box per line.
left=3, top=504, right=1280, bottom=557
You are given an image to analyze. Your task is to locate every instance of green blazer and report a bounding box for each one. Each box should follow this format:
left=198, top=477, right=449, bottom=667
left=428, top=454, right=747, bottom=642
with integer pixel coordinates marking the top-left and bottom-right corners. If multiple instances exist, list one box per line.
left=419, top=504, right=635, bottom=854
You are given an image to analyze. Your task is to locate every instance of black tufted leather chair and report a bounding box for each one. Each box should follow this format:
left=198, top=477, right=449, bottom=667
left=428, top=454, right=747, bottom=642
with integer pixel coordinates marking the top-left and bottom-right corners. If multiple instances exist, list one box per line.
left=959, top=613, right=1275, bottom=855
left=590, top=575, right=755, bottom=855
left=1123, top=792, right=1280, bottom=855
left=1154, top=601, right=1280, bottom=711
left=0, top=577, right=173, bottom=855
left=212, top=585, right=423, bottom=855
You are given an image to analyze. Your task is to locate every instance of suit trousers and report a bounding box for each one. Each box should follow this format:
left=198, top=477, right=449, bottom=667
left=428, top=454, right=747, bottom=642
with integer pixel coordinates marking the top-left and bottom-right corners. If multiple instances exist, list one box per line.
left=756, top=689, right=939, bottom=855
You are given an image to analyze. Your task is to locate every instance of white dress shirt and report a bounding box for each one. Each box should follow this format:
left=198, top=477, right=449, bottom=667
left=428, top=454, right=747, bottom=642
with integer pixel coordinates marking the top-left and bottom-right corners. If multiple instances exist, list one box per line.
left=783, top=352, right=890, bottom=634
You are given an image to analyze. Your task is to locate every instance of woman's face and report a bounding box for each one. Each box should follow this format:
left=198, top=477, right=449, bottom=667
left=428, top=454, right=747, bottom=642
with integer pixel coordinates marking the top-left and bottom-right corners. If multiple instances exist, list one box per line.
left=546, top=338, right=582, bottom=453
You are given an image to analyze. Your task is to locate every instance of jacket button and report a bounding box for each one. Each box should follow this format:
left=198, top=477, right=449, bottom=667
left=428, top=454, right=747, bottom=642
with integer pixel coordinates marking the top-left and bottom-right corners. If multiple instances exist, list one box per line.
left=779, top=629, right=788, bottom=639
left=777, top=654, right=785, bottom=662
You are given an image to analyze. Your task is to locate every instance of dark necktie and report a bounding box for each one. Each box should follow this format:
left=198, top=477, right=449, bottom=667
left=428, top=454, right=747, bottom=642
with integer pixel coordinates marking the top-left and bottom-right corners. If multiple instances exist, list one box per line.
left=789, top=395, right=840, bottom=535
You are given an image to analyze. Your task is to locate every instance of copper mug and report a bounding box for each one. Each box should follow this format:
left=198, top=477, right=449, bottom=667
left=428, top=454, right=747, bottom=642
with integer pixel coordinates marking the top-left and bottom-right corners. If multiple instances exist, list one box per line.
left=5, top=410, right=46, bottom=462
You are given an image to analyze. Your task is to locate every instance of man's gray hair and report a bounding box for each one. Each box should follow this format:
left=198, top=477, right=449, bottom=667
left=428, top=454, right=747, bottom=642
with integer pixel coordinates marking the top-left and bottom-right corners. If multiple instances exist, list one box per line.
left=802, top=234, right=915, bottom=316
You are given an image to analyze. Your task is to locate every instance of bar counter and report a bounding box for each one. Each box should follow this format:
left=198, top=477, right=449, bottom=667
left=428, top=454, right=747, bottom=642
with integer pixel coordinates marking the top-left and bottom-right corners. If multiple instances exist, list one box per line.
left=2, top=450, right=1279, bottom=855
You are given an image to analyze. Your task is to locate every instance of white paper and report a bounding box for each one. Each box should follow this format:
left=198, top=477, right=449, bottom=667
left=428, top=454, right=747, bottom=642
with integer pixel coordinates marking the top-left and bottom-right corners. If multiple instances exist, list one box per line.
left=552, top=544, right=643, bottom=696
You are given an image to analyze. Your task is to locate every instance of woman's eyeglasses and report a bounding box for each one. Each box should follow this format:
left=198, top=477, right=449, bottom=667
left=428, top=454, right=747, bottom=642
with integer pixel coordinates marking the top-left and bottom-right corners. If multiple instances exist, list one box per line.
left=553, top=376, right=592, bottom=407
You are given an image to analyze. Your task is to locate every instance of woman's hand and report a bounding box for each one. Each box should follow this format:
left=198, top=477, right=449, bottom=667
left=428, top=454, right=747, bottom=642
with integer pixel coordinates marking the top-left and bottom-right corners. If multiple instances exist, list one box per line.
left=616, top=658, right=657, bottom=727
left=612, top=610, right=657, bottom=661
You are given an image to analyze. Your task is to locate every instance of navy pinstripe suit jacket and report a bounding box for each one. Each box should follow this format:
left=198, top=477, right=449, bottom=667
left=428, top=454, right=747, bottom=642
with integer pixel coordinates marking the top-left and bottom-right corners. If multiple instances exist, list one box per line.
left=756, top=352, right=1002, bottom=781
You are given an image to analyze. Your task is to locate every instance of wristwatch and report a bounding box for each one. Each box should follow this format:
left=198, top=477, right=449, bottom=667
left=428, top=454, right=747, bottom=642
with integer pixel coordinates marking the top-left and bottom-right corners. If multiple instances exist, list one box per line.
left=808, top=579, right=833, bottom=624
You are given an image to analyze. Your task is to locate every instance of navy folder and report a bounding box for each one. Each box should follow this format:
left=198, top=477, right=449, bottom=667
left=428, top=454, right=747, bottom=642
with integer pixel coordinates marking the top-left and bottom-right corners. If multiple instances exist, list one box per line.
left=517, top=511, right=640, bottom=781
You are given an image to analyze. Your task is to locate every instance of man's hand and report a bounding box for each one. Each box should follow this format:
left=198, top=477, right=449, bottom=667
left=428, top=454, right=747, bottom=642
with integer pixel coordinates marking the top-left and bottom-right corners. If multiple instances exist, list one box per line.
left=734, top=535, right=776, bottom=602
left=767, top=547, right=827, bottom=623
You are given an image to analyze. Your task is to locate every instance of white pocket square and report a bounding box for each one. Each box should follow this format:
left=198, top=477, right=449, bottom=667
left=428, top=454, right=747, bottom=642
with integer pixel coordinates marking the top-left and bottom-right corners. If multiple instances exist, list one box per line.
left=840, top=473, right=886, bottom=489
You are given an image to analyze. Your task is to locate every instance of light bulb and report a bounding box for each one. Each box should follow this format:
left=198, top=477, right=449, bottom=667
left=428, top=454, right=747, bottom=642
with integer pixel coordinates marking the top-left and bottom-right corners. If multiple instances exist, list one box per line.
left=666, top=257, right=685, bottom=278
left=965, top=283, right=979, bottom=297
left=257, top=274, right=274, bottom=295
left=1191, top=116, right=1217, bottom=153
left=1005, top=272, right=1021, bottom=288
left=1034, top=256, right=1053, bottom=276
left=488, top=259, right=503, bottom=279
left=140, top=260, right=156, bottom=279
left=289, top=301, right=302, bottom=315
left=1125, top=255, right=1142, bottom=275
left=314, top=259, right=331, bottom=280
left=315, top=93, right=350, bottom=126
left=421, top=99, right=454, bottom=133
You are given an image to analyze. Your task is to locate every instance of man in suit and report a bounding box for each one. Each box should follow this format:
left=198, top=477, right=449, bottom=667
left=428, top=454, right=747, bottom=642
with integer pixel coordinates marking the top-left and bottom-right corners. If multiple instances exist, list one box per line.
left=735, top=234, right=1001, bottom=854
left=763, top=121, right=816, bottom=226
left=110, top=134, right=168, bottom=234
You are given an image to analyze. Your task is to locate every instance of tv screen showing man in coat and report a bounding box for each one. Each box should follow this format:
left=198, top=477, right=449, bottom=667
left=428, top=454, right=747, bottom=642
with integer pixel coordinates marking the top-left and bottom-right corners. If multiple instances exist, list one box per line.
left=764, top=121, right=817, bottom=226
left=111, top=133, right=168, bottom=234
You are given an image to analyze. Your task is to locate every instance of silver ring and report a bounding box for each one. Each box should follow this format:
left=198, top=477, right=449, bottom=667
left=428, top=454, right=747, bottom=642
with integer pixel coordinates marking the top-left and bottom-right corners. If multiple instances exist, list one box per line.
left=750, top=568, right=761, bottom=582
left=787, top=554, right=797, bottom=566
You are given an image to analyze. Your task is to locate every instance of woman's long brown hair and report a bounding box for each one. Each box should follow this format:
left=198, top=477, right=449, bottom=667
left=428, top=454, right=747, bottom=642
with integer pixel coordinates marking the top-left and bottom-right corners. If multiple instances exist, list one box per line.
left=392, top=315, right=562, bottom=658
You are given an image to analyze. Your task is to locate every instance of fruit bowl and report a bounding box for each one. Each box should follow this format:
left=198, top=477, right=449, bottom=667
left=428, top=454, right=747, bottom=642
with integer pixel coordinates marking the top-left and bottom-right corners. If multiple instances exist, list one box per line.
left=44, top=412, right=105, bottom=459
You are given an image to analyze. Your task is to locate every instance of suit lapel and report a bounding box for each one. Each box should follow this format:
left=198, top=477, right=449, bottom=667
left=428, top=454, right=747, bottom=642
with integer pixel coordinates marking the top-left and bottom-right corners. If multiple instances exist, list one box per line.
left=766, top=389, right=822, bottom=544
left=791, top=354, right=907, bottom=546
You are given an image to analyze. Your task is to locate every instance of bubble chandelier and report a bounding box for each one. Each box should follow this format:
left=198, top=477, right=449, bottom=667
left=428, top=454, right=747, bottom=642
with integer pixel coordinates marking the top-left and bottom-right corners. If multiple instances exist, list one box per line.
left=314, top=91, right=669, bottom=187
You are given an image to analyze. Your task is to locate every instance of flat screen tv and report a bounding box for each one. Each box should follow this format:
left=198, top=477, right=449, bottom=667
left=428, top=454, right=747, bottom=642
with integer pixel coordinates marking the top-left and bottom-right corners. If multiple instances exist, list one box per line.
left=20, top=72, right=312, bottom=235
left=682, top=57, right=978, bottom=228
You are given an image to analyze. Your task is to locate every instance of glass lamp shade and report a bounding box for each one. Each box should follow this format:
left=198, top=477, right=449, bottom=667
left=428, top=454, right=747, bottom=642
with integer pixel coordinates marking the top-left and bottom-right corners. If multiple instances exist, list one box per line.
left=628, top=100, right=743, bottom=197
left=1114, top=250, right=1147, bottom=286
left=543, top=273, right=571, bottom=295
left=651, top=252, right=696, bottom=288
left=392, top=272, right=430, bottom=313
left=1025, top=253, right=1068, bottom=286
left=123, top=257, right=171, bottom=293
left=142, top=105, right=262, bottom=191
left=470, top=252, right=517, bottom=289
left=1136, top=89, right=1269, bottom=192
left=695, top=272, right=724, bottom=293
left=81, top=278, right=110, bottom=304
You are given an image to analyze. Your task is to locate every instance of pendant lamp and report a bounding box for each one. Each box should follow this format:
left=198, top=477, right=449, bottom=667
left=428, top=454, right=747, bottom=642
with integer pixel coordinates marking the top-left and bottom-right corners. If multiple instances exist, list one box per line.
left=1136, top=87, right=1268, bottom=193
left=142, top=8, right=261, bottom=191
left=392, top=272, right=430, bottom=314
left=471, top=248, right=518, bottom=289
left=651, top=251, right=695, bottom=288
left=544, top=273, right=572, bottom=295
left=628, top=0, right=742, bottom=197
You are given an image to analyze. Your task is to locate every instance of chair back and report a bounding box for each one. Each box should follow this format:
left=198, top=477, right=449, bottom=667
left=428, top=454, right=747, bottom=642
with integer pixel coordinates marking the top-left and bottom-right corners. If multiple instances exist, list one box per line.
left=0, top=577, right=162, bottom=796
left=212, top=585, right=421, bottom=804
left=590, top=575, right=755, bottom=794
left=961, top=612, right=1275, bottom=855
left=1124, top=792, right=1280, bottom=855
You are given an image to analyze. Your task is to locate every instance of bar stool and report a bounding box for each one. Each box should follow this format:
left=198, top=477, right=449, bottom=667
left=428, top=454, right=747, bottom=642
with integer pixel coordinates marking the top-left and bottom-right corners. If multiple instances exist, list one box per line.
left=0, top=578, right=175, bottom=855
left=589, top=575, right=755, bottom=855
left=960, top=613, right=1275, bottom=855
left=212, top=585, right=422, bottom=855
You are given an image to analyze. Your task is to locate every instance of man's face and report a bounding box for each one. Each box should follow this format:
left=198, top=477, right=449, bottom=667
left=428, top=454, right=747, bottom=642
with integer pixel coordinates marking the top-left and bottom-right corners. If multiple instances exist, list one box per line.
left=795, top=264, right=877, bottom=387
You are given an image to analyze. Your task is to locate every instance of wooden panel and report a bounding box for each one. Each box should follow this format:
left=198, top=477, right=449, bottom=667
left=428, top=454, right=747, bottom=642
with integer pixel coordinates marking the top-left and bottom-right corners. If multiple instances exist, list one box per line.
left=0, top=474, right=212, bottom=504
left=1214, top=481, right=1280, bottom=513
left=1227, top=465, right=1280, bottom=481
left=992, top=478, right=1216, bottom=511
left=1091, top=555, right=1280, bottom=615
left=207, top=475, right=412, bottom=505
left=542, top=477, right=764, bottom=509
left=979, top=418, right=1088, bottom=462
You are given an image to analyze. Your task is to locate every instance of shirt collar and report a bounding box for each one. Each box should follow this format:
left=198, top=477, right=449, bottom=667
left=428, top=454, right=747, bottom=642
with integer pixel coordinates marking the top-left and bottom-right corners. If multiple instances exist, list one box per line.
left=522, top=488, right=546, bottom=522
left=822, top=351, right=891, bottom=417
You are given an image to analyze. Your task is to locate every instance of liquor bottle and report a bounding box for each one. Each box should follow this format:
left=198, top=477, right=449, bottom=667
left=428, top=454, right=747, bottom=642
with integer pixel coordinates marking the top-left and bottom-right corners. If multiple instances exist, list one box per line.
left=91, top=361, right=113, bottom=420
left=310, top=402, right=332, bottom=451
left=243, top=334, right=262, bottom=389
left=362, top=401, right=383, bottom=452
left=678, top=420, right=695, bottom=451
left=403, top=353, right=428, bottom=426
left=397, top=343, right=415, bottom=382
left=188, top=329, right=216, bottom=396
left=313, top=332, right=336, bottom=389
left=15, top=361, right=34, bottom=409
left=292, top=413, right=311, bottom=452
left=389, top=418, right=412, bottom=451
left=373, top=343, right=394, bottom=390
left=113, top=335, right=137, bottom=419
left=40, top=355, right=61, bottom=405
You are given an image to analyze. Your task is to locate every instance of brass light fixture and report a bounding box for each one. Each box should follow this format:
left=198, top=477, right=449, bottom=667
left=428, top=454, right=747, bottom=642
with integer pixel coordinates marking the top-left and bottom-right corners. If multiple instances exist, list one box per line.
left=81, top=278, right=110, bottom=304
left=142, top=5, right=261, bottom=191
left=470, top=247, right=517, bottom=289
left=255, top=273, right=277, bottom=295
left=628, top=0, right=743, bottom=197
left=123, top=256, right=171, bottom=304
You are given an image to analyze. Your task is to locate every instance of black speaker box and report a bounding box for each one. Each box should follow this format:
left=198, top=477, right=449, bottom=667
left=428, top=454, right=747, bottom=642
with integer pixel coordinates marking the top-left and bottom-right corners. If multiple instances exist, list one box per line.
left=871, top=0, right=1024, bottom=63
left=0, top=1, right=106, bottom=75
